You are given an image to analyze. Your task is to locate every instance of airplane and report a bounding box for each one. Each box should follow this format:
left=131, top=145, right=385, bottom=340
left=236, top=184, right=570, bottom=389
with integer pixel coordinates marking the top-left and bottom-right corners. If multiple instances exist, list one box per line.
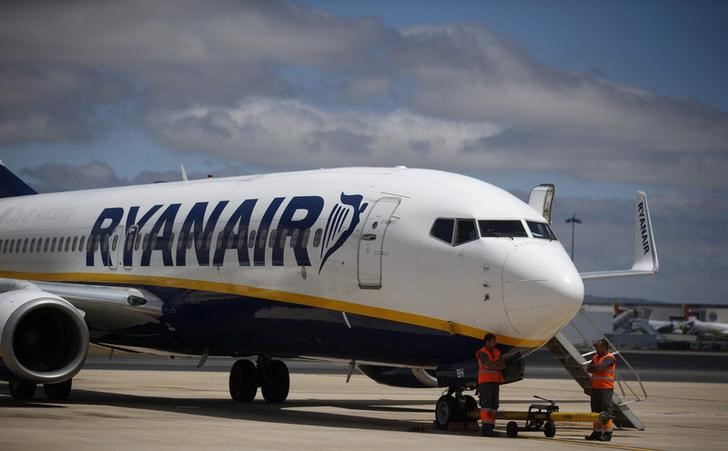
left=0, top=161, right=658, bottom=425
left=683, top=317, right=728, bottom=336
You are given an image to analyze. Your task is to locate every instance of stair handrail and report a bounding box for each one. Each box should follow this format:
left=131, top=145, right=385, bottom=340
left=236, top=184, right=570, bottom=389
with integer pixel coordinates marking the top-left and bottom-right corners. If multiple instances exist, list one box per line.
left=572, top=307, right=648, bottom=405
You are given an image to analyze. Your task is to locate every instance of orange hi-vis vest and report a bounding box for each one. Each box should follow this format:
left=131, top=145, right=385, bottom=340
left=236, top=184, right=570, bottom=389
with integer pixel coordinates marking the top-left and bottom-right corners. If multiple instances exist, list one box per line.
left=476, top=346, right=504, bottom=384
left=591, top=352, right=616, bottom=389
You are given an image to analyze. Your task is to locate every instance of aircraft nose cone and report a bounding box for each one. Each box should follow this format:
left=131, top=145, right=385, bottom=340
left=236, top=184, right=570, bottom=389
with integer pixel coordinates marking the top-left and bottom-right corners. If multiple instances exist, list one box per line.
left=501, top=243, right=584, bottom=339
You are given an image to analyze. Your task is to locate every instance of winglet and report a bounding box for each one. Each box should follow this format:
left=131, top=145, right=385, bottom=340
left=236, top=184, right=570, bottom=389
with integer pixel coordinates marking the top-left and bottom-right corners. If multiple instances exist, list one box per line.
left=580, top=191, right=659, bottom=281
left=0, top=161, right=38, bottom=198
left=631, top=191, right=659, bottom=273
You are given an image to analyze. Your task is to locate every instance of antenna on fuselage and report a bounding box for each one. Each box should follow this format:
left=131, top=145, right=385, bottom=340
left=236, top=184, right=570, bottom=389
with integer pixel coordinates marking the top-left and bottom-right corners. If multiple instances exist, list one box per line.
left=180, top=164, right=189, bottom=182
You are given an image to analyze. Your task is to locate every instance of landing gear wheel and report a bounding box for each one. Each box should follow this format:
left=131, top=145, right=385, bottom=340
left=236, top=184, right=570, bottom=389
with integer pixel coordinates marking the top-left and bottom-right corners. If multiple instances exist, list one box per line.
left=435, top=395, right=458, bottom=430
left=229, top=359, right=258, bottom=402
left=9, top=380, right=36, bottom=400
left=462, top=394, right=478, bottom=418
left=506, top=421, right=519, bottom=438
left=260, top=360, right=289, bottom=403
left=544, top=420, right=556, bottom=437
left=44, top=379, right=72, bottom=400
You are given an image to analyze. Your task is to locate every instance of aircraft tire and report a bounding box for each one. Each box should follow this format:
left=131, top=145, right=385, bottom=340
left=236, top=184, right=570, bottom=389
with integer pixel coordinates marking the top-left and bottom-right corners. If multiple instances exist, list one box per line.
left=462, top=394, right=478, bottom=416
left=44, top=379, right=72, bottom=401
left=261, top=360, right=289, bottom=403
left=229, top=359, right=257, bottom=402
left=9, top=380, right=36, bottom=400
left=434, top=395, right=459, bottom=430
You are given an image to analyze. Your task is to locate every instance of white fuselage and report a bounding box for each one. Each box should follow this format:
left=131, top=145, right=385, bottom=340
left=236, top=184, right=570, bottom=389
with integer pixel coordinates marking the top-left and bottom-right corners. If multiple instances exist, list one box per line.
left=0, top=167, right=583, bottom=363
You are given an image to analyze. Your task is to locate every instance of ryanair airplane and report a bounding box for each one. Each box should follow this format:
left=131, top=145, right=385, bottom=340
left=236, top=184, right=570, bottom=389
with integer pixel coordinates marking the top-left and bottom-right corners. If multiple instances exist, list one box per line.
left=0, top=161, right=657, bottom=418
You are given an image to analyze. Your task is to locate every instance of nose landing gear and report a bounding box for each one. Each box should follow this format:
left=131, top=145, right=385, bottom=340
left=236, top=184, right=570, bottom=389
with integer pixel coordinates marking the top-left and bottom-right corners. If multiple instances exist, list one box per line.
left=434, top=388, right=479, bottom=430
left=228, top=356, right=290, bottom=403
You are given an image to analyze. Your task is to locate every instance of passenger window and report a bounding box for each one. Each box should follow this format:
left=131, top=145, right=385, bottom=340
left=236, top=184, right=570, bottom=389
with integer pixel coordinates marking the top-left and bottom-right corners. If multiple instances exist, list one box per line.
left=111, top=235, right=118, bottom=251
left=78, top=236, right=85, bottom=252
left=302, top=229, right=310, bottom=247
left=258, top=229, right=267, bottom=248
left=454, top=219, right=478, bottom=246
left=72, top=236, right=78, bottom=252
left=478, top=220, right=528, bottom=238
left=30, top=238, right=36, bottom=252
left=65, top=237, right=71, bottom=252
left=23, top=238, right=28, bottom=253
left=527, top=221, right=557, bottom=240
left=268, top=229, right=277, bottom=248
left=248, top=230, right=256, bottom=248
left=10, top=239, right=15, bottom=253
left=313, top=228, right=322, bottom=247
left=430, top=218, right=454, bottom=244
left=290, top=229, right=299, bottom=248
left=51, top=237, right=57, bottom=252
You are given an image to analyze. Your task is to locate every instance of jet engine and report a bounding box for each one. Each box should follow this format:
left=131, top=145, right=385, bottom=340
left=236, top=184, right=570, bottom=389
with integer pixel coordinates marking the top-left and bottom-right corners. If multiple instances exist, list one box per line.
left=0, top=289, right=88, bottom=384
left=357, top=364, right=440, bottom=388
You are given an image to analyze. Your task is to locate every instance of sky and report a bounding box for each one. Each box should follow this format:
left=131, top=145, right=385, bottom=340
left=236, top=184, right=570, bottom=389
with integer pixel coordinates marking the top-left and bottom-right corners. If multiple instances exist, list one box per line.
left=1, top=0, right=727, bottom=304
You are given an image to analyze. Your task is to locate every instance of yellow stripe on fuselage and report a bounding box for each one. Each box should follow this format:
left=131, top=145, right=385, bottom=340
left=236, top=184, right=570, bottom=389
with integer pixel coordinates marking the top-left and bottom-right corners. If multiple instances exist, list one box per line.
left=0, top=270, right=544, bottom=348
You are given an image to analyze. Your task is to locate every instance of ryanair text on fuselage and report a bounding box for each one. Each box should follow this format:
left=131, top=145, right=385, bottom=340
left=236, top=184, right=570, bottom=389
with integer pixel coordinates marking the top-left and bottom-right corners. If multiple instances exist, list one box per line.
left=87, top=193, right=367, bottom=270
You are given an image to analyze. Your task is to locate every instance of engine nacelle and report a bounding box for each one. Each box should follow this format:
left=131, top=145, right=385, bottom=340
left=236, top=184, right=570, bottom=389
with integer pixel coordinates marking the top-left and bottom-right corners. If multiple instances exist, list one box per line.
left=0, top=289, right=89, bottom=384
left=357, top=364, right=440, bottom=388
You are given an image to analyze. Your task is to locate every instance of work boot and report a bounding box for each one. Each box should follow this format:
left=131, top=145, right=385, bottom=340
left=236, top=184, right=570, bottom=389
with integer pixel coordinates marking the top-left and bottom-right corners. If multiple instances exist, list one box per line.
left=598, top=431, right=612, bottom=441
left=481, top=424, right=494, bottom=437
left=584, top=431, right=602, bottom=440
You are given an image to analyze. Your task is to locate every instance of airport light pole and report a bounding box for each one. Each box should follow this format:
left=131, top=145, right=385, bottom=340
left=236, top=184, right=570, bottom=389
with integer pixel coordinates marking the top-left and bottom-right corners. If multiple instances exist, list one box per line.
left=565, top=212, right=582, bottom=261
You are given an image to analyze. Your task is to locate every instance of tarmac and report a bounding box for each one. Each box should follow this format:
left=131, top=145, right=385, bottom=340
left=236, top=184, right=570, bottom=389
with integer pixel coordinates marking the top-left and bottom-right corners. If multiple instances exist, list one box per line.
left=1, top=354, right=727, bottom=450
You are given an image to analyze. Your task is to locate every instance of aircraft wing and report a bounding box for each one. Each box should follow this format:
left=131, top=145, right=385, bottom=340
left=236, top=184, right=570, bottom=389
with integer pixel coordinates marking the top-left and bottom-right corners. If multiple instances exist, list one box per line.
left=579, top=191, right=659, bottom=281
left=0, top=278, right=164, bottom=331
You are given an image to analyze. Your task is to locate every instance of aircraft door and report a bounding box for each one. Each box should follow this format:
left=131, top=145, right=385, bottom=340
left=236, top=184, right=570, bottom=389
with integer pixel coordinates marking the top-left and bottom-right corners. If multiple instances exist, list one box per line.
left=357, top=198, right=400, bottom=289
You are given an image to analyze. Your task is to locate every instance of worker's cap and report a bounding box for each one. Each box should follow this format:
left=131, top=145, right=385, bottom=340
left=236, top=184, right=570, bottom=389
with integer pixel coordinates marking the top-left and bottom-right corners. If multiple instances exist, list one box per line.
left=592, top=339, right=608, bottom=348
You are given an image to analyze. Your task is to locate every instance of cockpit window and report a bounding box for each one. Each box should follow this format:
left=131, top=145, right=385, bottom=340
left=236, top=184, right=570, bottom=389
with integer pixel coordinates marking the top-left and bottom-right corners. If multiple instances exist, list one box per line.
left=430, top=218, right=454, bottom=244
left=430, top=218, right=478, bottom=246
left=454, top=219, right=478, bottom=245
left=527, top=221, right=557, bottom=240
left=478, top=220, right=528, bottom=238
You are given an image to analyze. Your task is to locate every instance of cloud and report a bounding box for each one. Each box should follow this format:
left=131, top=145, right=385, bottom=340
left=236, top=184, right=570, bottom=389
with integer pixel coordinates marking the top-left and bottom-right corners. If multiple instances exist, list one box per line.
left=18, top=161, right=248, bottom=193
left=0, top=0, right=726, bottom=190
left=147, top=97, right=501, bottom=169
left=20, top=161, right=128, bottom=192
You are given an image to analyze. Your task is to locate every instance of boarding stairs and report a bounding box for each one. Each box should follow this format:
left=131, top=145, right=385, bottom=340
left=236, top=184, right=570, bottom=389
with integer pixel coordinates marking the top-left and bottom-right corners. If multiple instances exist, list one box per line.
left=544, top=307, right=648, bottom=430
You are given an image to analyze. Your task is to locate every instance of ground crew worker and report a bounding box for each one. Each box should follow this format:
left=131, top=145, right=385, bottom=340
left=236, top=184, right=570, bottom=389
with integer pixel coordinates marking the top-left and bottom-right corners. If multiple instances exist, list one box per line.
left=585, top=338, right=616, bottom=441
left=475, top=333, right=505, bottom=436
